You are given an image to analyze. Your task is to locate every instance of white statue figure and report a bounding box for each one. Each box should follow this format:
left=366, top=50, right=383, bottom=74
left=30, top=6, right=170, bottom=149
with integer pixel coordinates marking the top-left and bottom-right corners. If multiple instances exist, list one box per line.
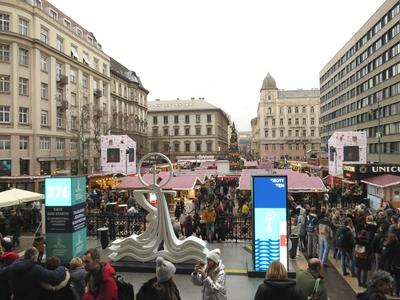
left=109, top=153, right=209, bottom=263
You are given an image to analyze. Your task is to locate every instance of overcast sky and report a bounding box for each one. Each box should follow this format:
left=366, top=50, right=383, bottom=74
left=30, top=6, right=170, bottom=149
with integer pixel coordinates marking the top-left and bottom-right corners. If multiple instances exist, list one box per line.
left=51, top=0, right=385, bottom=131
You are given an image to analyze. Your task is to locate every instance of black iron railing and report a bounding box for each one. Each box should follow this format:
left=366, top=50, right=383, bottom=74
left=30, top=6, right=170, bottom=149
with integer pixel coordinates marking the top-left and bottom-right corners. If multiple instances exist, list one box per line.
left=86, top=213, right=252, bottom=242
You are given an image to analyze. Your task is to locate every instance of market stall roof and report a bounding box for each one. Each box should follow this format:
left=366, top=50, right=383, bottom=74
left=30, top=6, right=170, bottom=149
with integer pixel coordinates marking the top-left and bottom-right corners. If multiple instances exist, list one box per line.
left=243, top=161, right=259, bottom=168
left=238, top=169, right=327, bottom=192
left=361, top=174, right=400, bottom=188
left=160, top=175, right=202, bottom=190
left=118, top=173, right=168, bottom=189
left=0, top=188, right=44, bottom=208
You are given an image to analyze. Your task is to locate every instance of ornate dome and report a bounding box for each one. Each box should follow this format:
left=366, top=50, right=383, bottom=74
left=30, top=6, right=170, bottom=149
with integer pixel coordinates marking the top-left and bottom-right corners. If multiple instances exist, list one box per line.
left=261, top=73, right=277, bottom=90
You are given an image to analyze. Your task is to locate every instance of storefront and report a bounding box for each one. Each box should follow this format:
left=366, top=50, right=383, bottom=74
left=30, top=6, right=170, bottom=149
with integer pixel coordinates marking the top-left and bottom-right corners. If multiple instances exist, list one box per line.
left=361, top=175, right=400, bottom=209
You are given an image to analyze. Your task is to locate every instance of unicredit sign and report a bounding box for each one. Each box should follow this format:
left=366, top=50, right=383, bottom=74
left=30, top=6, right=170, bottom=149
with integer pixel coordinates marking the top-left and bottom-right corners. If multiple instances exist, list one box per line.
left=343, top=164, right=400, bottom=180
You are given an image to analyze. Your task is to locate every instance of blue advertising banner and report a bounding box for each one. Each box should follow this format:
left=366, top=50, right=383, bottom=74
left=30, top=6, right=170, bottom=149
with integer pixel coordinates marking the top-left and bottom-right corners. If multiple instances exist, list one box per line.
left=252, top=176, right=288, bottom=272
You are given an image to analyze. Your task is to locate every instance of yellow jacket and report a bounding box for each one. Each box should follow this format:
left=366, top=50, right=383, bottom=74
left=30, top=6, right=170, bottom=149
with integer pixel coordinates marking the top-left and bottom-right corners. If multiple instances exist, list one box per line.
left=202, top=209, right=216, bottom=223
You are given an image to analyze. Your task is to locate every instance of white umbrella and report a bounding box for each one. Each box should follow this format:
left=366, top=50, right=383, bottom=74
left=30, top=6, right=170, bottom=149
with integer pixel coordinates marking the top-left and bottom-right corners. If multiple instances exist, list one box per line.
left=0, top=188, right=44, bottom=208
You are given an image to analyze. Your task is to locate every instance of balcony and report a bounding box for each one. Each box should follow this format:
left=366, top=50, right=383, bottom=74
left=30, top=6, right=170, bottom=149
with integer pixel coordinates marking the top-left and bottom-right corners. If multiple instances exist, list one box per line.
left=93, top=89, right=102, bottom=98
left=56, top=100, right=69, bottom=110
left=56, top=74, right=68, bottom=86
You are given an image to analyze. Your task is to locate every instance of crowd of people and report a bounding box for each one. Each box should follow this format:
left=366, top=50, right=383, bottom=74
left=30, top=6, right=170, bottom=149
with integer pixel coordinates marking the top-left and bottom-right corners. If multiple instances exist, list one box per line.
left=288, top=195, right=400, bottom=298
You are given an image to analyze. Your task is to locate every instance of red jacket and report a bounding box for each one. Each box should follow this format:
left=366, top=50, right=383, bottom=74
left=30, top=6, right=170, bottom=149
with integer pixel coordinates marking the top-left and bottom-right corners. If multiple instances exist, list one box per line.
left=83, top=263, right=118, bottom=300
left=1, top=251, right=19, bottom=266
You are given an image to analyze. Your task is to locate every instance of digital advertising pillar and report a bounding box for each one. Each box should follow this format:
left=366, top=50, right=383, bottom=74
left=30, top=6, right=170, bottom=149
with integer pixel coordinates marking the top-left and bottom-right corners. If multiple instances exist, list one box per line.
left=252, top=176, right=288, bottom=272
left=45, top=176, right=87, bottom=263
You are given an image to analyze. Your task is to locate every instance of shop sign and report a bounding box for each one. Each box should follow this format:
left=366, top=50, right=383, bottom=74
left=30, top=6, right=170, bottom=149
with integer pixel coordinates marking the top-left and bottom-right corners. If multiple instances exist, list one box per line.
left=343, top=164, right=400, bottom=180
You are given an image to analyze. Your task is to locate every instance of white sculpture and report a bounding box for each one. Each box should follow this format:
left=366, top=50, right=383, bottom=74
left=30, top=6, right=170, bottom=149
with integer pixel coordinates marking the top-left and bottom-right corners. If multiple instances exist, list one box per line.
left=109, top=153, right=209, bottom=263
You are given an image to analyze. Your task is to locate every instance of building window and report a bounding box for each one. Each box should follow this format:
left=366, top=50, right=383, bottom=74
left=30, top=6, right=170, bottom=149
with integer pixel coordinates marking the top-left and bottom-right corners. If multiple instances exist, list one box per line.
left=288, top=107, right=292, bottom=113
left=19, top=136, right=28, bottom=150
left=311, top=106, right=314, bottom=113
left=207, top=142, right=212, bottom=152
left=70, top=69, right=76, bottom=83
left=196, top=142, right=201, bottom=152
left=196, top=127, right=201, bottom=135
left=296, top=144, right=299, bottom=150
left=163, top=116, right=168, bottom=124
left=56, top=36, right=63, bottom=52
left=0, top=14, right=10, bottom=32
left=288, top=130, right=292, bottom=137
left=295, top=107, right=299, bottom=113
left=280, top=130, right=284, bottom=137
left=288, top=118, right=292, bottom=125
left=207, top=127, right=212, bottom=135
left=272, top=130, right=276, bottom=138
left=56, top=113, right=63, bottom=128
left=152, top=127, right=158, bottom=136
left=174, top=143, right=179, bottom=152
left=71, top=45, right=78, bottom=59
left=185, top=142, right=190, bottom=152
left=207, top=114, right=211, bottom=123
left=295, top=118, right=299, bottom=125
left=41, top=83, right=48, bottom=99
left=19, top=107, right=29, bottom=124
left=0, top=106, right=10, bottom=123
left=0, top=44, right=10, bottom=62
left=153, top=116, right=158, bottom=125
left=280, top=119, right=283, bottom=126
left=40, top=27, right=49, bottom=44
left=311, top=118, right=315, bottom=125
left=49, top=9, right=58, bottom=20
left=83, top=52, right=89, bottom=65
left=19, top=78, right=28, bottom=95
left=63, top=19, right=71, bottom=29
left=82, top=75, right=88, bottom=88
left=40, top=110, right=48, bottom=126
left=174, top=115, right=179, bottom=124
left=93, top=58, right=99, bottom=70
left=163, top=142, right=169, bottom=153
left=272, top=119, right=275, bottom=126
left=196, top=114, right=201, bottom=123
left=71, top=116, right=77, bottom=130
left=295, top=130, right=299, bottom=137
left=185, top=115, right=190, bottom=124
left=0, top=136, right=10, bottom=150
left=40, top=55, right=48, bottom=72
left=56, top=138, right=65, bottom=150
left=56, top=62, right=62, bottom=78
left=163, top=128, right=168, bottom=136
left=39, top=137, right=50, bottom=150
left=185, top=127, right=190, bottom=135
left=70, top=93, right=77, bottom=106
left=76, top=27, right=83, bottom=36
left=302, top=106, right=306, bottom=113
left=264, top=130, right=268, bottom=138
left=311, top=129, right=315, bottom=137
left=0, top=76, right=10, bottom=92
left=265, top=144, right=269, bottom=151
left=19, top=48, right=29, bottom=65
left=174, top=128, right=179, bottom=135
left=102, top=63, right=107, bottom=75
left=70, top=140, right=77, bottom=151
left=302, top=118, right=306, bottom=125
left=19, top=18, right=29, bottom=36
left=303, top=129, right=306, bottom=137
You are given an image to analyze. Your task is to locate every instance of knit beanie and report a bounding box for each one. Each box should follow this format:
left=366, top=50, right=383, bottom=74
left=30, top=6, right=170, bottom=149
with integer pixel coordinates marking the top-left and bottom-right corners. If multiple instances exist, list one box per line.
left=156, top=257, right=176, bottom=283
left=206, top=248, right=221, bottom=264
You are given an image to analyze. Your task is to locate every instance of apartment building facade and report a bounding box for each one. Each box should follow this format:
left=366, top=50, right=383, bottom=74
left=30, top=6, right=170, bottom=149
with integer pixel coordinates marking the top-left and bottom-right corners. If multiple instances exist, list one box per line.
left=147, top=98, right=230, bottom=161
left=320, top=0, right=400, bottom=164
left=109, top=58, right=148, bottom=159
left=253, top=73, right=320, bottom=161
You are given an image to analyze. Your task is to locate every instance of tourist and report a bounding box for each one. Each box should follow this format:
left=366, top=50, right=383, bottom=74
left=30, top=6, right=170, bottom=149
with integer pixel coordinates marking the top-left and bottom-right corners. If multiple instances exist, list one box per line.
left=191, top=248, right=227, bottom=300
left=0, top=247, right=65, bottom=300
left=0, top=237, right=19, bottom=266
left=296, top=258, right=328, bottom=300
left=82, top=248, right=118, bottom=300
left=355, top=229, right=372, bottom=288
left=382, top=233, right=400, bottom=296
left=32, top=232, right=46, bottom=263
left=136, top=257, right=181, bottom=300
left=305, top=207, right=318, bottom=258
left=9, top=209, right=23, bottom=247
left=40, top=256, right=72, bottom=300
left=336, top=217, right=356, bottom=276
left=356, top=270, right=393, bottom=300
left=254, top=261, right=303, bottom=300
left=316, top=212, right=334, bottom=267
left=69, top=257, right=87, bottom=298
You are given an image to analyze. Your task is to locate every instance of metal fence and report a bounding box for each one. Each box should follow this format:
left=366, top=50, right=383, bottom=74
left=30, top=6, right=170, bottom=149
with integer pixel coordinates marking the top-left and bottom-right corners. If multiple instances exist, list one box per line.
left=86, top=213, right=252, bottom=242
left=86, top=213, right=147, bottom=239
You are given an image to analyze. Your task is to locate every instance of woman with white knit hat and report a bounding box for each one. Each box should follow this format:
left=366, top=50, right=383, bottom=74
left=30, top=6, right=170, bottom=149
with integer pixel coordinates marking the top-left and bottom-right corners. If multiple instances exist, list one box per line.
left=191, top=248, right=227, bottom=300
left=136, top=257, right=181, bottom=300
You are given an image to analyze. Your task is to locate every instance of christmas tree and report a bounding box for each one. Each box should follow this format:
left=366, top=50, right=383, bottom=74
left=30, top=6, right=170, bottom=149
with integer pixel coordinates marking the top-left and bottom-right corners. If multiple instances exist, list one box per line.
left=228, top=123, right=243, bottom=170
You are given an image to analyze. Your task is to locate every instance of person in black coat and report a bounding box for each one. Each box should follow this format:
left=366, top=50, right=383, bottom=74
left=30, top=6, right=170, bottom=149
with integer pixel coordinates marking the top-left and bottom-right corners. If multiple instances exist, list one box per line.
left=356, top=270, right=393, bottom=300
left=382, top=233, right=400, bottom=296
left=355, top=229, right=372, bottom=287
left=137, top=257, right=181, bottom=300
left=0, top=247, right=65, bottom=300
left=254, top=261, right=303, bottom=300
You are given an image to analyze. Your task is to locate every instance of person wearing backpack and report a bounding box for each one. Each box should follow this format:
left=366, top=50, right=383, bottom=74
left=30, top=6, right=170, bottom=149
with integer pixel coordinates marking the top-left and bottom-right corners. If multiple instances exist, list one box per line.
left=297, top=208, right=307, bottom=252
left=355, top=229, right=372, bottom=288
left=306, top=207, right=318, bottom=259
left=336, top=217, right=356, bottom=277
left=296, top=258, right=328, bottom=300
